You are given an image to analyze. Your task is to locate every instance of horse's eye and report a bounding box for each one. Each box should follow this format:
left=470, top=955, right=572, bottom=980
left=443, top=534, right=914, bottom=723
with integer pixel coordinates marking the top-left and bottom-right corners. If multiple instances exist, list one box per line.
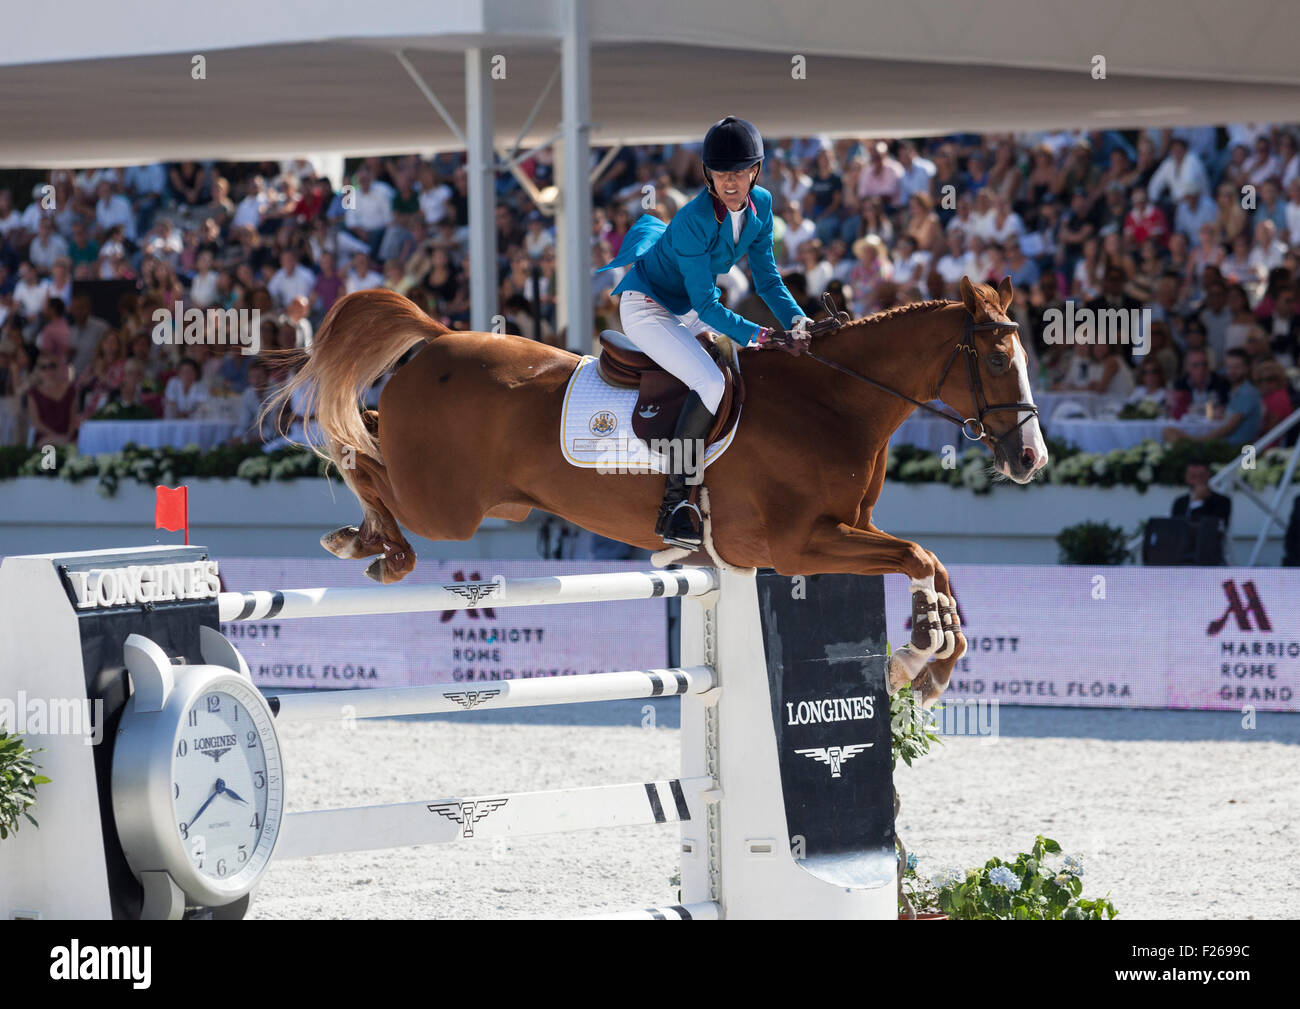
left=988, top=353, right=1009, bottom=369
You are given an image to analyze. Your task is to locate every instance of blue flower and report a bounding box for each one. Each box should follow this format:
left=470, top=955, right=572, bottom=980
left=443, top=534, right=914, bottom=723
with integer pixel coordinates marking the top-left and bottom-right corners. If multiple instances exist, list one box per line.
left=988, top=866, right=1021, bottom=891
left=1063, top=855, right=1085, bottom=876
left=907, top=852, right=918, bottom=871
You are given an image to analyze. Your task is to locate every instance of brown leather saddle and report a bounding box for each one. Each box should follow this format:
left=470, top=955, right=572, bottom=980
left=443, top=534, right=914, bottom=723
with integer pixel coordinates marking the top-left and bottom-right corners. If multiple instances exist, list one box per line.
left=594, top=330, right=744, bottom=448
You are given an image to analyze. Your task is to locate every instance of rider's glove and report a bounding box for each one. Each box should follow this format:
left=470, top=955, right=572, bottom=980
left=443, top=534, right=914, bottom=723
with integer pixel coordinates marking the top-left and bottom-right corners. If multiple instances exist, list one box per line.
left=780, top=317, right=813, bottom=357
left=754, top=322, right=810, bottom=356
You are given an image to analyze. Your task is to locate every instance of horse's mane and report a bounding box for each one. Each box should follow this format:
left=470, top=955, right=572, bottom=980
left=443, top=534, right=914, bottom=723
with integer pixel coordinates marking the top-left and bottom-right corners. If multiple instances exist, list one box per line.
left=815, top=299, right=951, bottom=341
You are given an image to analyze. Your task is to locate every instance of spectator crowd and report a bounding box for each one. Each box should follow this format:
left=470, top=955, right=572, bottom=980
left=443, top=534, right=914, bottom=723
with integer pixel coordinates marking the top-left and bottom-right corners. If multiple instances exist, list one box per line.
left=2, top=123, right=1299, bottom=452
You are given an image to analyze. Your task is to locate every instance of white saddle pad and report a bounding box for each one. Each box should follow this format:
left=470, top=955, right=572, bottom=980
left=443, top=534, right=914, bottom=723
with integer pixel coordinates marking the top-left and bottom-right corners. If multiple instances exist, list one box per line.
left=559, top=356, right=740, bottom=473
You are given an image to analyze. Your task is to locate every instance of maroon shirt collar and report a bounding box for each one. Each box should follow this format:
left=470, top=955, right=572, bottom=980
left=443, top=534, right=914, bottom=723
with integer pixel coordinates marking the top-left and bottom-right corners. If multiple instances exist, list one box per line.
left=711, top=192, right=757, bottom=222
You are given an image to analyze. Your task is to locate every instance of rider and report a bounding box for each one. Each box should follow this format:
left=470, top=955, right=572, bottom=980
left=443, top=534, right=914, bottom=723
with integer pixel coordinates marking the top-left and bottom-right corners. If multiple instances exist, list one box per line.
left=597, top=116, right=811, bottom=549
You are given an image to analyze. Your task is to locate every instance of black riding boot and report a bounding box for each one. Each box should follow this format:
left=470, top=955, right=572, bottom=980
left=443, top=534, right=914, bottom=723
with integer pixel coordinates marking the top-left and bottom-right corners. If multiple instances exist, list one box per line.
left=654, top=390, right=715, bottom=549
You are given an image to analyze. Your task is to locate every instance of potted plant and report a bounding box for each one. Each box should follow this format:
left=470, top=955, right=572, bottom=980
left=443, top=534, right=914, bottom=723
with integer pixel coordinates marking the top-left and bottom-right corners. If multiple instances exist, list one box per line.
left=1055, top=519, right=1131, bottom=565
left=890, top=683, right=944, bottom=919
left=921, top=836, right=1117, bottom=920
left=0, top=728, right=48, bottom=840
left=891, top=682, right=1119, bottom=920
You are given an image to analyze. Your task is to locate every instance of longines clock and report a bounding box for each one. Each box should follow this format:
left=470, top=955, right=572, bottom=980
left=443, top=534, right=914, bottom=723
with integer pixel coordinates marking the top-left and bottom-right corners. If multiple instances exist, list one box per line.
left=111, top=627, right=284, bottom=919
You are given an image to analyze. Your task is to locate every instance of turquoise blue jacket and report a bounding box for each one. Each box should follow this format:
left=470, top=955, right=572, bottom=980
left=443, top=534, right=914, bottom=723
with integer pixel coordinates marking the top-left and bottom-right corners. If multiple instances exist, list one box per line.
left=597, top=185, right=803, bottom=346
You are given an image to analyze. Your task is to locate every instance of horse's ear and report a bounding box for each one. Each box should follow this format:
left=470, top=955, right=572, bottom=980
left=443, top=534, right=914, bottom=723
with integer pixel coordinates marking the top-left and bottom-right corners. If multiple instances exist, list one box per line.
left=959, top=276, right=978, bottom=315
left=997, top=275, right=1014, bottom=312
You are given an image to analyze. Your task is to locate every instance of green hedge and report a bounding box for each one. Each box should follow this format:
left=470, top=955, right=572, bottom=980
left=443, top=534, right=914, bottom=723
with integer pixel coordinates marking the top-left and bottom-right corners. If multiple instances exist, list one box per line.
left=0, top=442, right=329, bottom=497
left=0, top=436, right=1280, bottom=498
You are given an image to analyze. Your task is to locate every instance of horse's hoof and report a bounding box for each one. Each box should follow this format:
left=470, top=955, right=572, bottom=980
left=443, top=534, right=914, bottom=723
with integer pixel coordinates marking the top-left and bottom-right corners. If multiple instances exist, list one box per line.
left=321, top=526, right=363, bottom=558
left=886, top=653, right=913, bottom=693
left=364, top=557, right=386, bottom=583
left=919, top=681, right=944, bottom=709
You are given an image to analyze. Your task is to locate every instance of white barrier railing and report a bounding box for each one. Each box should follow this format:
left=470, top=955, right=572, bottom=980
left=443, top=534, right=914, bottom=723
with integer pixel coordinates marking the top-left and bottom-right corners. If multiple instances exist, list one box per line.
left=576, top=902, right=721, bottom=921
left=275, top=777, right=712, bottom=859
left=219, top=568, right=717, bottom=622
left=268, top=665, right=715, bottom=722
left=1208, top=404, right=1300, bottom=565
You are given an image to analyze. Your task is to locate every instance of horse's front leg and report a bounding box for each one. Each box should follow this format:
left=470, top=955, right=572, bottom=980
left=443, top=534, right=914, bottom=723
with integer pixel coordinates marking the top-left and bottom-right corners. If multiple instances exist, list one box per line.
left=796, top=522, right=945, bottom=698
left=908, top=546, right=967, bottom=707
left=850, top=524, right=967, bottom=707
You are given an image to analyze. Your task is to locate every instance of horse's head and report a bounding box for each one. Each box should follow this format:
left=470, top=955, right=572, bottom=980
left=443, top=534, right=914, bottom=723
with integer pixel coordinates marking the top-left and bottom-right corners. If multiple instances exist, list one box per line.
left=939, top=276, right=1048, bottom=483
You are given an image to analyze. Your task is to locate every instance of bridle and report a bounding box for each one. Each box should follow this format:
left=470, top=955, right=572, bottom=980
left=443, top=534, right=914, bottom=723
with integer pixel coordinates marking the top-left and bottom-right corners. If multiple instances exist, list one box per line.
left=797, top=294, right=1040, bottom=450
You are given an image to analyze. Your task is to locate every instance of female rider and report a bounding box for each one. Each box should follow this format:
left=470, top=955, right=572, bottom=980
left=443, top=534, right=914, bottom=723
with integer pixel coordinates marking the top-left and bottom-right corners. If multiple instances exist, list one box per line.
left=597, top=116, right=810, bottom=548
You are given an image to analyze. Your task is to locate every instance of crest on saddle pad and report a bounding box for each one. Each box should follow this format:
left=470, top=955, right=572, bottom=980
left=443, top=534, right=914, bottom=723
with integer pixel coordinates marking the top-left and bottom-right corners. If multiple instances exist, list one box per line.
left=560, top=342, right=743, bottom=474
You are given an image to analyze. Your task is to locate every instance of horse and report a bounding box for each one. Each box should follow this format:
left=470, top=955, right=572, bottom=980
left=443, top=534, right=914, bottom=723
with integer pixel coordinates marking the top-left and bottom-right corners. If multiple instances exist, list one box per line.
left=272, top=275, right=1048, bottom=704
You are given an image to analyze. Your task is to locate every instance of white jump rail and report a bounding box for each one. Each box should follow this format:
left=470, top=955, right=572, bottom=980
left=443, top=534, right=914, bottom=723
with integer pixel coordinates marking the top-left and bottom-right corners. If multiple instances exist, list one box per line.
left=276, top=777, right=712, bottom=859
left=268, top=665, right=715, bottom=722
left=577, top=902, right=721, bottom=920
left=219, top=567, right=717, bottom=622
left=224, top=570, right=724, bottom=882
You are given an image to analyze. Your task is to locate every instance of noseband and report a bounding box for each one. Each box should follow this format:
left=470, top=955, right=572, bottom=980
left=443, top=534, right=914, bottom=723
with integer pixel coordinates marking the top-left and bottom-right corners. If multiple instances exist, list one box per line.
left=799, top=296, right=1040, bottom=450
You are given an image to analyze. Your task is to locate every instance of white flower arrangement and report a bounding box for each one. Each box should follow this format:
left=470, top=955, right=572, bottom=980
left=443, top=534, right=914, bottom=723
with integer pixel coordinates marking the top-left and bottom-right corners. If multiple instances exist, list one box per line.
left=929, top=866, right=964, bottom=889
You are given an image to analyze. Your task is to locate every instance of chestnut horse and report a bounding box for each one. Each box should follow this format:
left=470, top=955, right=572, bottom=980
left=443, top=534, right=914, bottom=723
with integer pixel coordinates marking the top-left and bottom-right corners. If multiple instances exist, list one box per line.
left=272, top=276, right=1047, bottom=703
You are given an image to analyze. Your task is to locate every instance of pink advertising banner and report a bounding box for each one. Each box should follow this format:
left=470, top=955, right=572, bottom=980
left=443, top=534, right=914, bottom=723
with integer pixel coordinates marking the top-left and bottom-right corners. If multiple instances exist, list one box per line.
left=883, top=566, right=1299, bottom=713
left=215, top=558, right=671, bottom=691
left=212, top=557, right=1296, bottom=711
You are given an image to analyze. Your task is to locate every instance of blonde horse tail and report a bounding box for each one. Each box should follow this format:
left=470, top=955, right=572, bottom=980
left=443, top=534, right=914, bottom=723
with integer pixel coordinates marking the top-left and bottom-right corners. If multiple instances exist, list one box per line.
left=265, top=290, right=448, bottom=470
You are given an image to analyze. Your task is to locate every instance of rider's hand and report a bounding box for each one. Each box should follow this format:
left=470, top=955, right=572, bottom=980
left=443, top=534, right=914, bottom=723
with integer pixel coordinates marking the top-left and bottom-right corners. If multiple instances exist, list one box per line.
left=779, top=334, right=811, bottom=357
left=754, top=325, right=809, bottom=356
left=781, top=318, right=812, bottom=357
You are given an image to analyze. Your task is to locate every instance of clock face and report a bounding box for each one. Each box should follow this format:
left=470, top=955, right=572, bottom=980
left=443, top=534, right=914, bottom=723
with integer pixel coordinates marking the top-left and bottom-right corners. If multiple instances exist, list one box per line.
left=171, top=679, right=282, bottom=885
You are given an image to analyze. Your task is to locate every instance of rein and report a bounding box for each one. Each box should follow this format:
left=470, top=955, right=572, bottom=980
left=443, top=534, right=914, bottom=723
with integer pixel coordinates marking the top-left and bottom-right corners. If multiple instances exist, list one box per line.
left=795, top=294, right=1040, bottom=448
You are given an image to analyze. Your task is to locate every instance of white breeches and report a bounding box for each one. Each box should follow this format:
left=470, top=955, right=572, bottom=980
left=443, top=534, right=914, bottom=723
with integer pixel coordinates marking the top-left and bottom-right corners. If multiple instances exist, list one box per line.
left=618, top=291, right=725, bottom=414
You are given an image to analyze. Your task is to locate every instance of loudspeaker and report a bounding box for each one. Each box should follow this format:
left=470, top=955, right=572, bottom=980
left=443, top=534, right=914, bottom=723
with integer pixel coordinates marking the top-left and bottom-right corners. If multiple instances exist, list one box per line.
left=1143, top=516, right=1226, bottom=566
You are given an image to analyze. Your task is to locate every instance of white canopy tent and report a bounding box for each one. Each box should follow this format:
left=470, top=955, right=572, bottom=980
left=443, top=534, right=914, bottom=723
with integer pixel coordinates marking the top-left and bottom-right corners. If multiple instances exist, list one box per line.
left=5, top=0, right=1299, bottom=349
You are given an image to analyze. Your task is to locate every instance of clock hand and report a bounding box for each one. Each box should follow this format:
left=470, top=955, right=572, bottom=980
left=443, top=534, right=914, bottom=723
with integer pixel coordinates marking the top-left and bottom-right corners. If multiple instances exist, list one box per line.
left=186, top=783, right=223, bottom=827
left=186, top=778, right=236, bottom=826
left=220, top=785, right=249, bottom=805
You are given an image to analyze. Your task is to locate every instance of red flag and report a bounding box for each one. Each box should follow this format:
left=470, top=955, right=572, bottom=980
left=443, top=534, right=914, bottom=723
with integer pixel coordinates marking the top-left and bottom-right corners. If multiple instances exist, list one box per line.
left=155, top=485, right=189, bottom=545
